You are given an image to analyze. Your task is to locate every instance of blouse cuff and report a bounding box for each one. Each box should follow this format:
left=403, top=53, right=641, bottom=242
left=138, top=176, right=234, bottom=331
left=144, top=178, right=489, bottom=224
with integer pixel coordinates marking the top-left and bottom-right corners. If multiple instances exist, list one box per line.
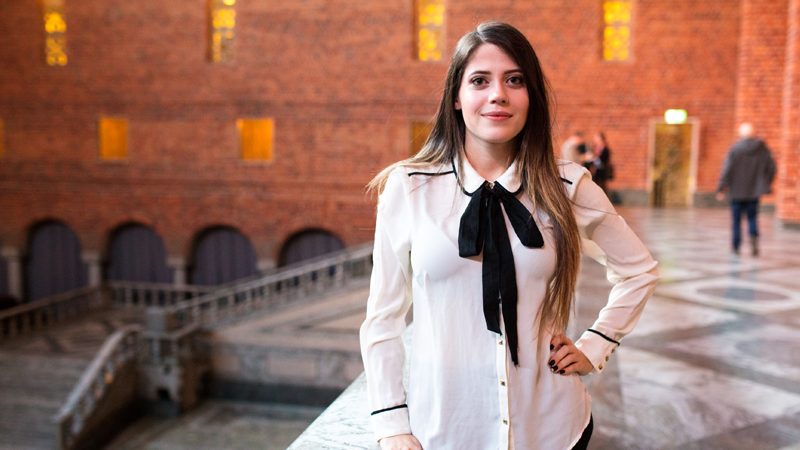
left=372, top=406, right=412, bottom=442
left=575, top=330, right=619, bottom=375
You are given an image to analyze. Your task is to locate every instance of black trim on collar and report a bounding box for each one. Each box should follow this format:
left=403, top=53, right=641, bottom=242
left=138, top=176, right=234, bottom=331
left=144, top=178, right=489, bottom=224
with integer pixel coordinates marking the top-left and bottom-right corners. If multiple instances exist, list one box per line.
left=587, top=329, right=620, bottom=345
left=561, top=177, right=573, bottom=185
left=371, top=404, right=408, bottom=416
left=408, top=170, right=455, bottom=177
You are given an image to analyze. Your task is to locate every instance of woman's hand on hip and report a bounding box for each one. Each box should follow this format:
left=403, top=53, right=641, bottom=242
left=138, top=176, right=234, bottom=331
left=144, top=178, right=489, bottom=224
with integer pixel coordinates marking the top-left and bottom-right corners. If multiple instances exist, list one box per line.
left=380, top=434, right=422, bottom=450
left=548, top=334, right=593, bottom=376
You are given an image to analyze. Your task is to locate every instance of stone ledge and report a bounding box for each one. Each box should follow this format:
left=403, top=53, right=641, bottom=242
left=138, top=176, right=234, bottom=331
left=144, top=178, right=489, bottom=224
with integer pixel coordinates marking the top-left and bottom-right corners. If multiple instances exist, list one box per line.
left=287, top=326, right=413, bottom=450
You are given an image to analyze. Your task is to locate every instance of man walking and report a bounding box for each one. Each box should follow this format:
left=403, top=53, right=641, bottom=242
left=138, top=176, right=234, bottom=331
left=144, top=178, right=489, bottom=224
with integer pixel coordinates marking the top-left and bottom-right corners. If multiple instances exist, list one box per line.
left=716, top=123, right=776, bottom=256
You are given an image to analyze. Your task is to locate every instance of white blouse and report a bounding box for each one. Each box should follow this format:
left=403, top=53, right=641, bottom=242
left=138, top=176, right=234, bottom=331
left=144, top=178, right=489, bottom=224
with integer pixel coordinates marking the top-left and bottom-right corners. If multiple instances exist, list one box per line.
left=360, top=158, right=659, bottom=450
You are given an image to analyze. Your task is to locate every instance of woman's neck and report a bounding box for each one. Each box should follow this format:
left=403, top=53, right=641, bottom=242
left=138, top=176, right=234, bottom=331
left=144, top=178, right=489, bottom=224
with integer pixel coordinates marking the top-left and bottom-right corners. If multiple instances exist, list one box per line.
left=464, top=140, right=516, bottom=182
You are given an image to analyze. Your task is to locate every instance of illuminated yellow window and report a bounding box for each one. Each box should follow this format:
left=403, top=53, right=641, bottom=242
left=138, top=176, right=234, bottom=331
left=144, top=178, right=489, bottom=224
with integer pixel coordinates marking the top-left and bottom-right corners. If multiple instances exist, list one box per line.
left=411, top=121, right=433, bottom=157
left=416, top=0, right=445, bottom=62
left=43, top=0, right=67, bottom=66
left=603, top=1, right=632, bottom=61
left=238, top=119, right=274, bottom=161
left=209, top=0, right=236, bottom=63
left=99, top=118, right=128, bottom=159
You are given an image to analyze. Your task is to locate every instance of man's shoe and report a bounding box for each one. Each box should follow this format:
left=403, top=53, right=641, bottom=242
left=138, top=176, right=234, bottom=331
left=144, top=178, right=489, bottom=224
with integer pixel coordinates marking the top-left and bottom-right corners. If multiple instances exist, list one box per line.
left=752, top=237, right=759, bottom=257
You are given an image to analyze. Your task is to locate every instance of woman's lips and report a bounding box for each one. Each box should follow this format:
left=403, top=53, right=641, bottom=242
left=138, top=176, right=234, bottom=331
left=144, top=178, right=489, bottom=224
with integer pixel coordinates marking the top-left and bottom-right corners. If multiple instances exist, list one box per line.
left=482, top=112, right=512, bottom=121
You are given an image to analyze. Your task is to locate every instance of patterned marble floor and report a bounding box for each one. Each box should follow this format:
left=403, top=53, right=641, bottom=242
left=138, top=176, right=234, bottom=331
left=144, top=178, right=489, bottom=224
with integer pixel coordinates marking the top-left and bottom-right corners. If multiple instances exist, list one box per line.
left=102, top=207, right=800, bottom=450
left=578, top=207, right=800, bottom=450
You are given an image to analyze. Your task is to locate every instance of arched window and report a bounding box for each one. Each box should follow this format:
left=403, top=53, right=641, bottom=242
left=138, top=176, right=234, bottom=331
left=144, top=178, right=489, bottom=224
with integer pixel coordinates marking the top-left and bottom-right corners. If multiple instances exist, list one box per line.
left=105, top=224, right=171, bottom=283
left=25, top=221, right=87, bottom=301
left=190, top=227, right=258, bottom=286
left=279, top=229, right=345, bottom=267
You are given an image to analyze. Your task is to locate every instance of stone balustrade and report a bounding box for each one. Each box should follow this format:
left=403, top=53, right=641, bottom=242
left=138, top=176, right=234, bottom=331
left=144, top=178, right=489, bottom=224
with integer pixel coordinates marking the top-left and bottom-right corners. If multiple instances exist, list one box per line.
left=154, top=243, right=374, bottom=332
left=0, top=286, right=106, bottom=343
left=53, top=325, right=141, bottom=450
left=108, top=281, right=213, bottom=308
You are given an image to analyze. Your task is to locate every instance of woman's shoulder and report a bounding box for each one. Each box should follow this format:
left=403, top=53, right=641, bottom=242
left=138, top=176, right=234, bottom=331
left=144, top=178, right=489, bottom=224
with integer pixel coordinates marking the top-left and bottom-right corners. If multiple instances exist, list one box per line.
left=555, top=159, right=591, bottom=198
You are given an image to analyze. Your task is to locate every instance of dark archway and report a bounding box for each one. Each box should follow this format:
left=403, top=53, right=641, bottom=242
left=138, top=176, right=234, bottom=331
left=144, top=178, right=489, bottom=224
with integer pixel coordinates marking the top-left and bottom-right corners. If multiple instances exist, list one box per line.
left=25, top=221, right=87, bottom=302
left=279, top=229, right=345, bottom=267
left=190, top=226, right=258, bottom=286
left=105, top=224, right=171, bottom=283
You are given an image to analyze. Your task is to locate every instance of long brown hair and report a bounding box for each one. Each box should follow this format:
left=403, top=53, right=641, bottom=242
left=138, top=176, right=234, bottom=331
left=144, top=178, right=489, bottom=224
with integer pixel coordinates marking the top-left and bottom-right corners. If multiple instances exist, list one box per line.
left=368, top=22, right=580, bottom=336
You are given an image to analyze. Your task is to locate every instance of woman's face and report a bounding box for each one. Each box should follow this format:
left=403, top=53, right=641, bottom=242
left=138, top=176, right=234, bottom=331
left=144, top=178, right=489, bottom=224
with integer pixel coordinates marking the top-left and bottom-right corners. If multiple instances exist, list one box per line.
left=455, top=44, right=529, bottom=152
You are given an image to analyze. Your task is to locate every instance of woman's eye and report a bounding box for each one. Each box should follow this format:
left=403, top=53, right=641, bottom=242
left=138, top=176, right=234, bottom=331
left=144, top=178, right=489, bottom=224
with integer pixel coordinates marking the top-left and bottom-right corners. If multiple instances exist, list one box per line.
left=508, top=76, right=524, bottom=85
left=471, top=77, right=486, bottom=86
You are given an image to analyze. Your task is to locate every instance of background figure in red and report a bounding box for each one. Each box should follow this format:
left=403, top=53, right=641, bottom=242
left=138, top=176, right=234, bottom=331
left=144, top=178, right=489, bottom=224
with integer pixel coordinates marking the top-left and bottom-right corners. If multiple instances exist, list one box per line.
left=591, top=132, right=612, bottom=192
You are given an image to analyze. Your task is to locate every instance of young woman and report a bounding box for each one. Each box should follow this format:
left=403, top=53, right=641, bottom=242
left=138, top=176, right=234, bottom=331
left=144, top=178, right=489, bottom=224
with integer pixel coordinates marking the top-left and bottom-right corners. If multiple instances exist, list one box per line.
left=360, top=22, right=658, bottom=450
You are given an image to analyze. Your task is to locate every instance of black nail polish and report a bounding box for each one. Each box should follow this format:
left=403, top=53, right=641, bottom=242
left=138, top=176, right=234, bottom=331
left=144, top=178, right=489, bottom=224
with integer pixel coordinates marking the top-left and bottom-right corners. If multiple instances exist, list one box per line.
left=550, top=345, right=554, bottom=350
left=559, top=370, right=565, bottom=375
left=548, top=360, right=554, bottom=366
left=552, top=366, right=558, bottom=371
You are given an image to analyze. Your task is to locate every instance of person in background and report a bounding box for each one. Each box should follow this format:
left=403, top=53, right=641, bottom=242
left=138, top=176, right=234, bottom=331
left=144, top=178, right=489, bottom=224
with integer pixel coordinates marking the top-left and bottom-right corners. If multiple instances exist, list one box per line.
left=716, top=122, right=776, bottom=256
left=591, top=132, right=611, bottom=192
left=560, top=131, right=587, bottom=165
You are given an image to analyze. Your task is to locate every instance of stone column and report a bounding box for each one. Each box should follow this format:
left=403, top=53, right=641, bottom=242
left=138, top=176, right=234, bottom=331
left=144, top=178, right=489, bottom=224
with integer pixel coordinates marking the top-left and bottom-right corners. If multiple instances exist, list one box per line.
left=1, top=247, right=22, bottom=300
left=779, top=0, right=800, bottom=225
left=82, top=251, right=102, bottom=287
left=258, top=259, right=277, bottom=274
left=168, top=256, right=187, bottom=286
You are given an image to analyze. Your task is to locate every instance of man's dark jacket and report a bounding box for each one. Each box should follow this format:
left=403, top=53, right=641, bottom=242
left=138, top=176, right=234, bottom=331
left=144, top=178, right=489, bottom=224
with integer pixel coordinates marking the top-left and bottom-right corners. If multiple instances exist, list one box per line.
left=717, top=137, right=776, bottom=201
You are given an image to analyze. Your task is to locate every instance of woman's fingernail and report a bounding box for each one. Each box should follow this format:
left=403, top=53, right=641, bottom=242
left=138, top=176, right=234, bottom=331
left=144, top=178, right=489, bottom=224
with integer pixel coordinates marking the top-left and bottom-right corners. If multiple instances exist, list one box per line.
left=559, top=370, right=565, bottom=375
left=552, top=366, right=558, bottom=371
left=550, top=344, right=554, bottom=350
left=548, top=360, right=555, bottom=366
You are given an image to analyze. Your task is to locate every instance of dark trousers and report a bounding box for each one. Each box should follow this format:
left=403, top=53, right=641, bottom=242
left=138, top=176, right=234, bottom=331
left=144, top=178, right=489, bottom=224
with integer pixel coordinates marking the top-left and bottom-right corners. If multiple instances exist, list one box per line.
left=731, top=199, right=759, bottom=250
left=570, top=416, right=593, bottom=450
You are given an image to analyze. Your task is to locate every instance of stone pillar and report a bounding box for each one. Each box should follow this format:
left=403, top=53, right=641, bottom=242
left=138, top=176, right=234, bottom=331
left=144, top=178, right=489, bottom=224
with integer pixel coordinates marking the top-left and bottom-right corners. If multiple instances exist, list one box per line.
left=257, top=259, right=276, bottom=274
left=1, top=247, right=22, bottom=300
left=82, top=251, right=102, bottom=287
left=168, top=256, right=187, bottom=286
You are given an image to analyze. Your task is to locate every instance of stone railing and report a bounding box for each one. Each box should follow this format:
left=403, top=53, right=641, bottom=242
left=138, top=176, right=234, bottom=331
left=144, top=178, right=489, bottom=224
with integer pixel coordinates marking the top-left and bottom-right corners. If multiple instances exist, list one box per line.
left=150, top=242, right=374, bottom=332
left=53, top=325, right=141, bottom=450
left=107, top=281, right=213, bottom=308
left=0, top=282, right=215, bottom=343
left=286, top=326, right=412, bottom=450
left=0, top=286, right=107, bottom=343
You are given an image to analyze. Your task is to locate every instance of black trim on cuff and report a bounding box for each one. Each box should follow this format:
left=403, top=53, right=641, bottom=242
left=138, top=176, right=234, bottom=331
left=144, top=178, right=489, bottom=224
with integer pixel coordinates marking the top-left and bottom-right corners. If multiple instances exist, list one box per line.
left=371, top=404, right=408, bottom=416
left=587, top=329, right=620, bottom=345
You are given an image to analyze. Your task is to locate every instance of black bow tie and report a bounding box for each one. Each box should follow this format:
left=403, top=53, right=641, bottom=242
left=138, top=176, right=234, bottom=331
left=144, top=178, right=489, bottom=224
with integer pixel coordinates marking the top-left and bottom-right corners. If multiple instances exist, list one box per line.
left=458, top=181, right=544, bottom=366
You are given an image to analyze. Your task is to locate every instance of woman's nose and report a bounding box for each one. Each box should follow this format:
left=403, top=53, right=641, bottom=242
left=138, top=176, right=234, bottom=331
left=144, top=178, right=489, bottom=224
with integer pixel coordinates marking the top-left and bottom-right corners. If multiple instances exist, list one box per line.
left=489, top=83, right=508, bottom=104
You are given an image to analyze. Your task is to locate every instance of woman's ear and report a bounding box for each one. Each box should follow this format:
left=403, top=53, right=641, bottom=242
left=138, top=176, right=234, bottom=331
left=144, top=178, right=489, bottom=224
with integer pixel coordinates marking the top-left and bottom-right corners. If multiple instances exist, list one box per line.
left=455, top=97, right=462, bottom=110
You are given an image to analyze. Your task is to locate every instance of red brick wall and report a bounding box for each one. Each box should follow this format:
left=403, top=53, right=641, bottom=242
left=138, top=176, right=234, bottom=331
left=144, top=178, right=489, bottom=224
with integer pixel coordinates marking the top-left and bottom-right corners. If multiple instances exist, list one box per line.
left=0, top=0, right=779, bottom=265
left=735, top=0, right=788, bottom=206
left=779, top=0, right=800, bottom=224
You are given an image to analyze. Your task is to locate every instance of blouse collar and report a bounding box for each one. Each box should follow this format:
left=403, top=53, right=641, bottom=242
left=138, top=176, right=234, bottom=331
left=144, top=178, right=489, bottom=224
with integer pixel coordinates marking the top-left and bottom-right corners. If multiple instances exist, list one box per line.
left=458, top=156, right=522, bottom=194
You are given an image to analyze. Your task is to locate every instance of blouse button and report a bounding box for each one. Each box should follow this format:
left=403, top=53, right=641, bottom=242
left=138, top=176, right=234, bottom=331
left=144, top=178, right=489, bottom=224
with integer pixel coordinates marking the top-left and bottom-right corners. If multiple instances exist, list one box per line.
left=500, top=381, right=506, bottom=386
left=499, top=340, right=503, bottom=345
left=503, top=419, right=508, bottom=425
left=598, top=364, right=604, bottom=370
left=605, top=355, right=610, bottom=361
left=611, top=348, right=616, bottom=353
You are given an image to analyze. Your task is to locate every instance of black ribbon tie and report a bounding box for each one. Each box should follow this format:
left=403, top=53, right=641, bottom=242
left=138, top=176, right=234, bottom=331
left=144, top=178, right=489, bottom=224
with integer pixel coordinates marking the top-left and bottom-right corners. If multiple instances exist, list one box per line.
left=458, top=181, right=544, bottom=366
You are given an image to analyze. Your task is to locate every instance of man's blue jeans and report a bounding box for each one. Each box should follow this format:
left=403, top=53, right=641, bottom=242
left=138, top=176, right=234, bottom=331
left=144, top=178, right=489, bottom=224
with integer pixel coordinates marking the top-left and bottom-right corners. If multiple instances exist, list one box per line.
left=731, top=199, right=759, bottom=251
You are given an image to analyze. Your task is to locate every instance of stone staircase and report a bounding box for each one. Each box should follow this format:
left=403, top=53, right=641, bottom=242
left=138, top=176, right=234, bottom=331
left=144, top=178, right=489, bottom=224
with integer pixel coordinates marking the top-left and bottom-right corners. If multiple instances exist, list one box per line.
left=0, top=310, right=141, bottom=450
left=0, top=353, right=89, bottom=450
